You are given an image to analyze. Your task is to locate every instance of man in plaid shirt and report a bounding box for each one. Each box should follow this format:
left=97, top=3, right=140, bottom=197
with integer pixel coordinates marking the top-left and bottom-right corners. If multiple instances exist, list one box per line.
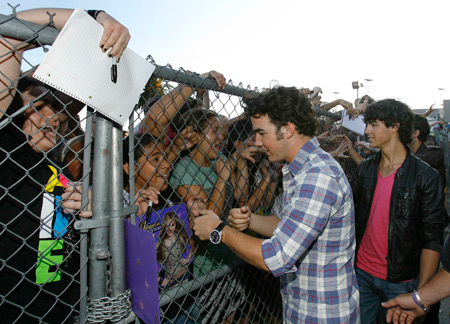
left=193, top=87, right=360, bottom=323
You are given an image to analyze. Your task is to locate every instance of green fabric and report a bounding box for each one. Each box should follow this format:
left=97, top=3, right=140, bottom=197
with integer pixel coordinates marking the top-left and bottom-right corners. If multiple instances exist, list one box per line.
left=169, top=157, right=218, bottom=193
left=36, top=239, right=64, bottom=284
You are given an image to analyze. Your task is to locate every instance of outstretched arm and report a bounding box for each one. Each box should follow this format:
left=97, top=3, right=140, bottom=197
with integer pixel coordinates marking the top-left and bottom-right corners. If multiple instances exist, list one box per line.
left=422, top=104, right=435, bottom=118
left=382, top=267, right=450, bottom=324
left=320, top=99, right=354, bottom=114
left=193, top=209, right=270, bottom=271
left=139, top=71, right=226, bottom=136
left=343, top=135, right=364, bottom=165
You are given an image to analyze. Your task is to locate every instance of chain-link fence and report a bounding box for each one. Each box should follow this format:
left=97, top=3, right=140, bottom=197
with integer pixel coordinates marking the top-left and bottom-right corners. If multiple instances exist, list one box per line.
left=0, top=6, right=426, bottom=324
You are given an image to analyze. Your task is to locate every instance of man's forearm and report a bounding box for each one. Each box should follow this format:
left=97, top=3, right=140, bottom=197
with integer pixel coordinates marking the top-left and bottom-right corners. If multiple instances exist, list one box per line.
left=221, top=225, right=269, bottom=271
left=348, top=147, right=363, bottom=165
left=419, top=267, right=450, bottom=308
left=248, top=214, right=280, bottom=238
left=418, top=248, right=440, bottom=288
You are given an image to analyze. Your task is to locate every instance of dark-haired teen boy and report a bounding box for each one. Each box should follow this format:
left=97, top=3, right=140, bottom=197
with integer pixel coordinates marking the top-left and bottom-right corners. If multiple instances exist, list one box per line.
left=351, top=99, right=447, bottom=324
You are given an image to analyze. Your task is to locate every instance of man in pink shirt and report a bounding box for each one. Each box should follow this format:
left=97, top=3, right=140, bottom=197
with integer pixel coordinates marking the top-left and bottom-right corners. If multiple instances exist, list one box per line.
left=350, top=99, right=447, bottom=323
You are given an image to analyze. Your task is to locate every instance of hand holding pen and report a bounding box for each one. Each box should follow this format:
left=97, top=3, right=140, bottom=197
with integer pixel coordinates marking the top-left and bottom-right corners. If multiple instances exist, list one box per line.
left=134, top=187, right=160, bottom=215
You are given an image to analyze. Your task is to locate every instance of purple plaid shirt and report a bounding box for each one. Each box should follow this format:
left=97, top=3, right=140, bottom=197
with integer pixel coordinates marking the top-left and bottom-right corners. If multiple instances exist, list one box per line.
left=262, top=138, right=360, bottom=323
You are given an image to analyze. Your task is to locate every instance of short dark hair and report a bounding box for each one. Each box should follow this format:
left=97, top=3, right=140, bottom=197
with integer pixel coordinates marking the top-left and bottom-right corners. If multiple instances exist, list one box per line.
left=226, top=118, right=254, bottom=154
left=359, top=95, right=375, bottom=105
left=414, top=114, right=430, bottom=143
left=364, top=99, right=414, bottom=147
left=123, top=133, right=159, bottom=165
left=8, top=76, right=56, bottom=128
left=243, top=86, right=317, bottom=137
left=122, top=133, right=159, bottom=187
left=172, top=108, right=218, bottom=133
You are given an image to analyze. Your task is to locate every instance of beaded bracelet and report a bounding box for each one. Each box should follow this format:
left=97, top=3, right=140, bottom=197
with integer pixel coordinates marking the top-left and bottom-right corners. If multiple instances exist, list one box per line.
left=412, top=290, right=429, bottom=312
left=87, top=10, right=105, bottom=20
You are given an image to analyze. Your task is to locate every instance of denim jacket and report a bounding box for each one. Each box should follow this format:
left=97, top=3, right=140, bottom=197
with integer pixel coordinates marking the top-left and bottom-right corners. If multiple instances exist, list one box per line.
left=351, top=150, right=447, bottom=282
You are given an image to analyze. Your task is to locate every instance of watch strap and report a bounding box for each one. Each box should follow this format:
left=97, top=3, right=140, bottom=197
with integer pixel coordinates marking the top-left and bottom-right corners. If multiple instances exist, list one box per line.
left=215, top=221, right=227, bottom=233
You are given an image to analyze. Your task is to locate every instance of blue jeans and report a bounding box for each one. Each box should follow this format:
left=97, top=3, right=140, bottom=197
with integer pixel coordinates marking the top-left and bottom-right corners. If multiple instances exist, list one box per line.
left=356, top=267, right=418, bottom=324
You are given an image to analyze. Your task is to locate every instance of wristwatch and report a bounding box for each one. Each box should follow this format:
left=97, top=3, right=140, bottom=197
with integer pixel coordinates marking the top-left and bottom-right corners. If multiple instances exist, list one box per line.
left=209, top=221, right=227, bottom=244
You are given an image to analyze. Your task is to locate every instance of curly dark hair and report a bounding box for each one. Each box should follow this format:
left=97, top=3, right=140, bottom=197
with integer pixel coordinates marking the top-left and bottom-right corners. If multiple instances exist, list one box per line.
left=414, top=114, right=430, bottom=143
left=243, top=86, right=317, bottom=137
left=364, top=99, right=414, bottom=147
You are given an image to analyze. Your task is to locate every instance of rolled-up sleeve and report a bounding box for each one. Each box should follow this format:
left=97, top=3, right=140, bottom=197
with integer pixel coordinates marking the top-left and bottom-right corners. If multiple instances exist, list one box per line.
left=262, top=170, right=339, bottom=277
left=419, top=168, right=446, bottom=252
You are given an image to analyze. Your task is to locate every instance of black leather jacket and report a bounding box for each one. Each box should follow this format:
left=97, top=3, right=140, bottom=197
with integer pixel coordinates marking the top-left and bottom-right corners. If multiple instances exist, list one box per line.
left=351, top=151, right=446, bottom=282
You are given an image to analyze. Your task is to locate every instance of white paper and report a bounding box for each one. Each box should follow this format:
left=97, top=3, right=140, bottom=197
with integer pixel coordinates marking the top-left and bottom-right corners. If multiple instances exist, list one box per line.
left=34, top=8, right=155, bottom=125
left=341, top=110, right=366, bottom=136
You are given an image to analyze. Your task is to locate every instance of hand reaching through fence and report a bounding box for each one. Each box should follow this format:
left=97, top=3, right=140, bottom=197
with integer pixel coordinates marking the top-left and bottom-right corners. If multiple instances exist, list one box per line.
left=135, top=187, right=161, bottom=215
left=186, top=195, right=207, bottom=218
left=62, top=183, right=92, bottom=218
left=355, top=140, right=372, bottom=154
left=238, top=145, right=264, bottom=164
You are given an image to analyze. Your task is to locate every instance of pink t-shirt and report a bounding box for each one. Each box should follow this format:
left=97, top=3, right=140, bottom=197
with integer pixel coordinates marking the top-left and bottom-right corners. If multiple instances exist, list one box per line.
left=356, top=170, right=397, bottom=279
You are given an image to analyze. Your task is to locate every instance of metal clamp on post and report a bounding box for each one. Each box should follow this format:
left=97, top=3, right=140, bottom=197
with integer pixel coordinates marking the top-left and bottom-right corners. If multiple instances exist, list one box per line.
left=109, top=205, right=139, bottom=218
left=74, top=206, right=138, bottom=230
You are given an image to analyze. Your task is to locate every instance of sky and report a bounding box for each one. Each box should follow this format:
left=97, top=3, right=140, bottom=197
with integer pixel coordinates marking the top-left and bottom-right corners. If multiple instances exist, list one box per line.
left=2, top=0, right=450, bottom=116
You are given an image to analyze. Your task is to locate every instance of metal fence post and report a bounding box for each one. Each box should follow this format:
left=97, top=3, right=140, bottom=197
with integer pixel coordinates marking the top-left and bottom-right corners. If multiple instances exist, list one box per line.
left=80, top=108, right=94, bottom=323
left=89, top=114, right=112, bottom=300
left=110, top=125, right=127, bottom=324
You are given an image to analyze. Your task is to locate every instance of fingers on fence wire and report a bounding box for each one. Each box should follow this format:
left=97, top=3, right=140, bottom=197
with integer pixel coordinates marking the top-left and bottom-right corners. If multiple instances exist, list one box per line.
left=200, top=70, right=226, bottom=90
left=186, top=195, right=207, bottom=218
left=62, top=182, right=88, bottom=216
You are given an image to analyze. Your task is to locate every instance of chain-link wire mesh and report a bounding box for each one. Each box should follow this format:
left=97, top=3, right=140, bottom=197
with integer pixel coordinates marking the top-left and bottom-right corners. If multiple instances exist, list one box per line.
left=0, top=7, right=359, bottom=324
left=0, top=7, right=91, bottom=324
left=5, top=5, right=447, bottom=324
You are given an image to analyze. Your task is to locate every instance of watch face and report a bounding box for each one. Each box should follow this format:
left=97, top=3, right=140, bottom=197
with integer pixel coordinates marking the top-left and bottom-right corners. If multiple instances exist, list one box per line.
left=210, top=229, right=221, bottom=244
